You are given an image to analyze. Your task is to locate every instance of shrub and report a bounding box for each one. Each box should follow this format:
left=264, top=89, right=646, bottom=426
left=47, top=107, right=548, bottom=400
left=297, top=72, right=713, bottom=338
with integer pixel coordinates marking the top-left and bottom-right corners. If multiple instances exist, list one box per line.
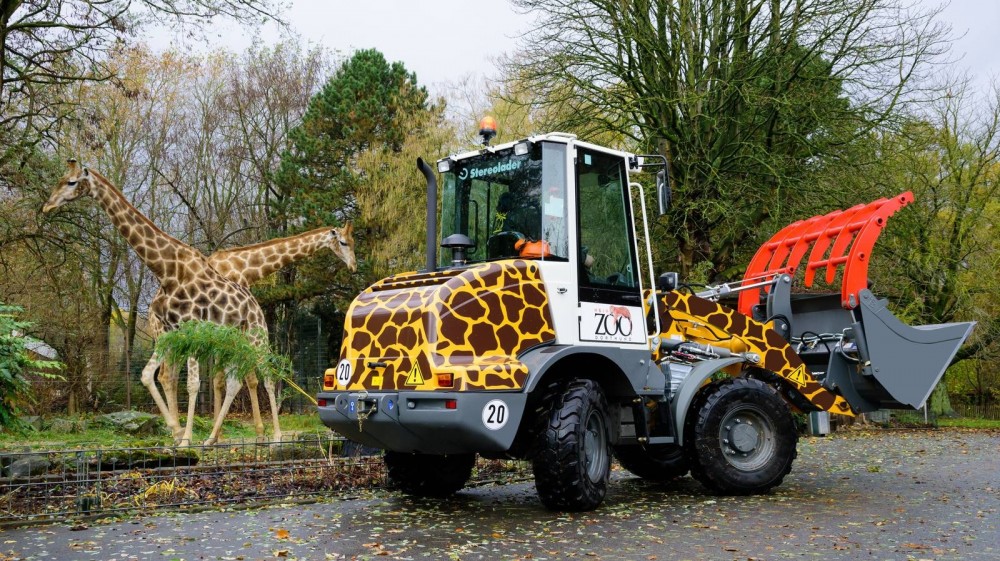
left=0, top=303, right=63, bottom=429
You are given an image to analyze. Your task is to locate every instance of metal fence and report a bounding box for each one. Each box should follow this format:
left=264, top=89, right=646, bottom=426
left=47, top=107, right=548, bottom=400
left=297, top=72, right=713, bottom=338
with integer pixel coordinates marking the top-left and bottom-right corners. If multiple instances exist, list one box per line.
left=0, top=436, right=530, bottom=527
left=952, top=402, right=1000, bottom=420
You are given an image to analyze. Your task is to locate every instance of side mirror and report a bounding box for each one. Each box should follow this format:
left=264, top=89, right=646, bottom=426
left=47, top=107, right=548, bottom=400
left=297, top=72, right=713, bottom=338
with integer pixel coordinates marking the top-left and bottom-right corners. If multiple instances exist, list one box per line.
left=658, top=272, right=679, bottom=292
left=656, top=168, right=671, bottom=215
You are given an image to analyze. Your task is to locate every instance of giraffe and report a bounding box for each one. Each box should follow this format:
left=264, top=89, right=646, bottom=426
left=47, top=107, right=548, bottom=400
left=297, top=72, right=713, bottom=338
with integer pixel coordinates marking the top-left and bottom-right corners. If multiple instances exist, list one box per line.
left=152, top=225, right=357, bottom=444
left=42, top=160, right=277, bottom=446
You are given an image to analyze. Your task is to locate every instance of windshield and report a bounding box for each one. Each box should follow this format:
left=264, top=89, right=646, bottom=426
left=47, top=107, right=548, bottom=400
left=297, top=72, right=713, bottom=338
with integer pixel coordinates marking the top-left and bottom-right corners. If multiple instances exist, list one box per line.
left=439, top=141, right=568, bottom=267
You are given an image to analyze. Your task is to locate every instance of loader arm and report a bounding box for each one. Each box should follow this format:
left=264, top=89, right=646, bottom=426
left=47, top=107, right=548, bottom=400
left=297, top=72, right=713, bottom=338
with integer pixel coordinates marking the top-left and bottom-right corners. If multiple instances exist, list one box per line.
left=660, top=291, right=854, bottom=415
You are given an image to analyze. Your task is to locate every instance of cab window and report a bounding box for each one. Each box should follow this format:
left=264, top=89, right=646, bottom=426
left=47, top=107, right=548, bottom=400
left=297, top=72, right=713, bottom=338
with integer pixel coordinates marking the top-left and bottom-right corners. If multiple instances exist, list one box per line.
left=577, top=149, right=640, bottom=304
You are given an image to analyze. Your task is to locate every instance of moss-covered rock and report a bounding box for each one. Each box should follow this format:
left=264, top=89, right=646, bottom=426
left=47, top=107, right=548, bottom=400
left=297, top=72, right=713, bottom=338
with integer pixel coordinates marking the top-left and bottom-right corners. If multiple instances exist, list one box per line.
left=21, top=416, right=44, bottom=432
left=97, top=446, right=200, bottom=470
left=95, top=411, right=167, bottom=437
left=48, top=417, right=88, bottom=433
left=269, top=441, right=328, bottom=461
left=6, top=454, right=50, bottom=477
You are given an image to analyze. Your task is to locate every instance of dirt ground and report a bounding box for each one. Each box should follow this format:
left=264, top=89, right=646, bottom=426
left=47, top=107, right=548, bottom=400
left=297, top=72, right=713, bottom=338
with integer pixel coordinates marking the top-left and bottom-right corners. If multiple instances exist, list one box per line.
left=1, top=428, right=997, bottom=561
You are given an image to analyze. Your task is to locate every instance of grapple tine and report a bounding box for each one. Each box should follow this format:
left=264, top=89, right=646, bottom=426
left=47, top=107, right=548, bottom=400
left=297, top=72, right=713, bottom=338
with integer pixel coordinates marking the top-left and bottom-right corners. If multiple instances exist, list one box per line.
left=803, top=203, right=865, bottom=288
left=739, top=192, right=914, bottom=313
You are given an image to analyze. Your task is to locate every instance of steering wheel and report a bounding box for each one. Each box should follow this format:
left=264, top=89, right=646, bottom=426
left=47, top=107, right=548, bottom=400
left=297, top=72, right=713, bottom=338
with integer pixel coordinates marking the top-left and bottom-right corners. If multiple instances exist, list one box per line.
left=606, top=261, right=631, bottom=286
left=486, top=230, right=525, bottom=258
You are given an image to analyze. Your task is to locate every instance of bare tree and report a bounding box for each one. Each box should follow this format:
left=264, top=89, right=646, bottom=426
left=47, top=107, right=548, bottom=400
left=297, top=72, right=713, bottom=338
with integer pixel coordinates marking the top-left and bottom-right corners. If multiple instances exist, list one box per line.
left=503, top=0, right=951, bottom=278
left=0, top=0, right=285, bottom=174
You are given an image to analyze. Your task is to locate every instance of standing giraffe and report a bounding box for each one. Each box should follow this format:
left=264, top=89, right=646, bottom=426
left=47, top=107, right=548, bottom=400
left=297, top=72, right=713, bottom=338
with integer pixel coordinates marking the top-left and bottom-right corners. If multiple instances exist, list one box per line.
left=152, top=225, right=357, bottom=444
left=42, top=160, right=277, bottom=446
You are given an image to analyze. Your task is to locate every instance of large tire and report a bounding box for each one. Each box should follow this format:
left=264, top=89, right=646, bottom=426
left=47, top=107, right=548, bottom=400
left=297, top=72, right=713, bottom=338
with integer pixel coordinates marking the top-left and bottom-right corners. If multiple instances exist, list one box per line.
left=384, top=452, right=476, bottom=497
left=686, top=377, right=798, bottom=495
left=532, top=379, right=612, bottom=511
left=613, top=443, right=689, bottom=482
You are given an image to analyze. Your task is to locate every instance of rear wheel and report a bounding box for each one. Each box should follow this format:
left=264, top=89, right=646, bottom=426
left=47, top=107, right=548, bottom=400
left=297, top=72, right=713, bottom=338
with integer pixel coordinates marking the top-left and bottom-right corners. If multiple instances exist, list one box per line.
left=686, top=377, right=797, bottom=494
left=613, top=443, right=689, bottom=482
left=384, top=452, right=476, bottom=497
left=532, top=379, right=611, bottom=511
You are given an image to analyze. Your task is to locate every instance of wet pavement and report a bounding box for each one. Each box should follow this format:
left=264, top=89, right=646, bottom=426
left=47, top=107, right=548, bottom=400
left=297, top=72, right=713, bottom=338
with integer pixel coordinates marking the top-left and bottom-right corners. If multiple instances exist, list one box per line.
left=1, top=429, right=997, bottom=560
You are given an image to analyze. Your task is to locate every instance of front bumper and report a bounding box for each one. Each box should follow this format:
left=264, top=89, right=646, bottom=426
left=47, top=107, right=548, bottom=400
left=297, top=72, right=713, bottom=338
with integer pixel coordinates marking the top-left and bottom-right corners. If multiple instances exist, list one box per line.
left=317, top=390, right=527, bottom=455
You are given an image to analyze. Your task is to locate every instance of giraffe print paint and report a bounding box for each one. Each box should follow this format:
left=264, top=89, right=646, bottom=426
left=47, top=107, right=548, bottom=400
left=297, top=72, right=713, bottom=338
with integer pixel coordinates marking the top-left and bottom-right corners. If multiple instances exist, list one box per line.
left=327, top=260, right=554, bottom=393
left=316, top=126, right=974, bottom=512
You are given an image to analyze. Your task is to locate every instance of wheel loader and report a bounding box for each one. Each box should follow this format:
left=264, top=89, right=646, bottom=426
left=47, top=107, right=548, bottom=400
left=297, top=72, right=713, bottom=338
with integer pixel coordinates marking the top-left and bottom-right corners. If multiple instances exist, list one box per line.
left=317, top=122, right=974, bottom=511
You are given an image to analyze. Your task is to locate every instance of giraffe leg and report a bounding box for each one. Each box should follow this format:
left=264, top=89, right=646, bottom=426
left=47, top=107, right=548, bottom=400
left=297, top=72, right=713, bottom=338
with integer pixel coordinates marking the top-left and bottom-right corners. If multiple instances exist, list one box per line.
left=141, top=353, right=180, bottom=439
left=262, top=378, right=282, bottom=443
left=244, top=372, right=266, bottom=441
left=213, top=370, right=225, bottom=420
left=179, top=357, right=199, bottom=447
left=158, top=361, right=181, bottom=440
left=204, top=371, right=242, bottom=446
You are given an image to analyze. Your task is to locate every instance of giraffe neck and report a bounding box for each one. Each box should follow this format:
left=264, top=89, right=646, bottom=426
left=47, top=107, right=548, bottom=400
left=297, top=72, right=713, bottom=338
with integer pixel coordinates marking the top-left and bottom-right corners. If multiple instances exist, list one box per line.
left=209, top=227, right=333, bottom=285
left=88, top=170, right=202, bottom=279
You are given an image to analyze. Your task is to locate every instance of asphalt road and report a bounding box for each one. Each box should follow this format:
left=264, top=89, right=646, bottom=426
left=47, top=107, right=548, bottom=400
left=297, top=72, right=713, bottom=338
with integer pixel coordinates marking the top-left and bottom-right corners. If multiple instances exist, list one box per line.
left=2, top=429, right=998, bottom=561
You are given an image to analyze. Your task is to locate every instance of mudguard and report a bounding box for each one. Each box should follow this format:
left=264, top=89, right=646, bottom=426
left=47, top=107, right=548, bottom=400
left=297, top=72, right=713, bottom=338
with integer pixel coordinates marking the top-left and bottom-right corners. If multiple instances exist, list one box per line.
left=669, top=357, right=747, bottom=446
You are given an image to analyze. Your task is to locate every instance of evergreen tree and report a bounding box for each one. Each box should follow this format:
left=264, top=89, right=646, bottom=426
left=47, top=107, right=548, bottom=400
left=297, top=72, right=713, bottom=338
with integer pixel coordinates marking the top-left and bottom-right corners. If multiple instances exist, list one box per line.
left=267, top=49, right=439, bottom=354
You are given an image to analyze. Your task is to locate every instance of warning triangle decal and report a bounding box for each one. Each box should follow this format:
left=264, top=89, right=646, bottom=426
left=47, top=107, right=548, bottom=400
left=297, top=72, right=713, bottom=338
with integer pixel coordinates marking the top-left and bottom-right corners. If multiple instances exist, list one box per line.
left=404, top=364, right=424, bottom=386
left=787, top=364, right=808, bottom=388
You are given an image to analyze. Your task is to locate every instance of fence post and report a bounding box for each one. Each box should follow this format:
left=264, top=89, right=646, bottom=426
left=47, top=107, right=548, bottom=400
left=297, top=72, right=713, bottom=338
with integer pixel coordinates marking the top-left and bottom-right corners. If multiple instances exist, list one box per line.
left=75, top=450, right=88, bottom=514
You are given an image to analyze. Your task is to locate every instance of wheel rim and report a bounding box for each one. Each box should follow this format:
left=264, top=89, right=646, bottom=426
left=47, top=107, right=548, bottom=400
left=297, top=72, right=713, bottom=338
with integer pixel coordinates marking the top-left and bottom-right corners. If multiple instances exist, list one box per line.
left=718, top=404, right=776, bottom=471
left=583, top=409, right=609, bottom=482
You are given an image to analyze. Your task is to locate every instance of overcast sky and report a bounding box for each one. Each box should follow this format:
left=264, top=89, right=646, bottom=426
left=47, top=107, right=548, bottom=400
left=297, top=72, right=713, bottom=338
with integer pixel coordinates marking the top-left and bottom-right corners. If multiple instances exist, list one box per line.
left=151, top=0, right=998, bottom=95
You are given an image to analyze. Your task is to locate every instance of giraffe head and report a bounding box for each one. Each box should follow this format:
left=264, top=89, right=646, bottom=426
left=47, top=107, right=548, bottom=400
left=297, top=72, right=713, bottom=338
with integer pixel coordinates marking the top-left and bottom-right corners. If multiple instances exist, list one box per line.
left=42, top=160, right=94, bottom=213
left=327, top=223, right=357, bottom=272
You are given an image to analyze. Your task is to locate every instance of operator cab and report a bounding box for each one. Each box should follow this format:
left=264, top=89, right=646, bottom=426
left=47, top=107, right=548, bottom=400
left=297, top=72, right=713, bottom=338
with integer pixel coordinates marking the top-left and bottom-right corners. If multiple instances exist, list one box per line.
left=436, top=125, right=656, bottom=347
left=437, top=139, right=570, bottom=266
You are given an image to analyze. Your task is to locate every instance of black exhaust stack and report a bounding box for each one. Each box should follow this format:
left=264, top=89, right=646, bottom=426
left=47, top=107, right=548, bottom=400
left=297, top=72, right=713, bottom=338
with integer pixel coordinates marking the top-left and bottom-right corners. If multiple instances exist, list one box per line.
left=417, top=158, right=437, bottom=272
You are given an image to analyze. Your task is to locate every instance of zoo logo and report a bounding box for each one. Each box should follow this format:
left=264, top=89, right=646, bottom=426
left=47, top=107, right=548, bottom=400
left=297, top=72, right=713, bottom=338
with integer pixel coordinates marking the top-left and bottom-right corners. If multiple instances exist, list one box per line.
left=593, top=305, right=633, bottom=340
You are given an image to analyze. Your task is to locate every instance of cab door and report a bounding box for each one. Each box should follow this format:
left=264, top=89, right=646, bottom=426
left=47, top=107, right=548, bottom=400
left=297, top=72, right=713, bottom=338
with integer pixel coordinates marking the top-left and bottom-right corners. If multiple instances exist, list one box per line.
left=575, top=148, right=646, bottom=346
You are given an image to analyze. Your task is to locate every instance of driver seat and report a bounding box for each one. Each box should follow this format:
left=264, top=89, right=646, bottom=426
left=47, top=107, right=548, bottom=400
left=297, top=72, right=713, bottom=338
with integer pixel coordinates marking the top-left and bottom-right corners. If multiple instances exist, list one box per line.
left=488, top=192, right=526, bottom=258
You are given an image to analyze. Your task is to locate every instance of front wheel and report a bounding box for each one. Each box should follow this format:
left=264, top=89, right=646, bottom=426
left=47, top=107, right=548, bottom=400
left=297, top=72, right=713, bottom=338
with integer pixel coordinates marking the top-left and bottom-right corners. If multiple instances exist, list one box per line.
left=384, top=452, right=476, bottom=497
left=532, top=379, right=612, bottom=511
left=686, top=377, right=798, bottom=494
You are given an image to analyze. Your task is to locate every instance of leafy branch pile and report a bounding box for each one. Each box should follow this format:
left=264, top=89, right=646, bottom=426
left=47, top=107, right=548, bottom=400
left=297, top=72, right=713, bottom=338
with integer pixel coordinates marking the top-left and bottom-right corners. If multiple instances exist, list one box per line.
left=154, top=321, right=293, bottom=382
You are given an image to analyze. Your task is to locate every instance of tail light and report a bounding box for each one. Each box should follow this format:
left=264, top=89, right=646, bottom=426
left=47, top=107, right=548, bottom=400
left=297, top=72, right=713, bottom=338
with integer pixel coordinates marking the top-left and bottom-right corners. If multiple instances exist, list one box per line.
left=323, top=368, right=336, bottom=389
left=436, top=372, right=454, bottom=388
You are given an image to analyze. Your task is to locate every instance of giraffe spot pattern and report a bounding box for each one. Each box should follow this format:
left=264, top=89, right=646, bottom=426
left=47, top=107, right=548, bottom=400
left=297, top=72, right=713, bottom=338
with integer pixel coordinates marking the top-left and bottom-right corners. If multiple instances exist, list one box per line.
left=659, top=291, right=853, bottom=415
left=333, top=260, right=555, bottom=392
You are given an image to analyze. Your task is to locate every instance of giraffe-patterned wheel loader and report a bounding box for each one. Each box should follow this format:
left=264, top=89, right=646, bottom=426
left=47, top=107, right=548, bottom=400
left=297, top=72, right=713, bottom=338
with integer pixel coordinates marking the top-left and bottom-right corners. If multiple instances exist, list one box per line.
left=316, top=127, right=975, bottom=511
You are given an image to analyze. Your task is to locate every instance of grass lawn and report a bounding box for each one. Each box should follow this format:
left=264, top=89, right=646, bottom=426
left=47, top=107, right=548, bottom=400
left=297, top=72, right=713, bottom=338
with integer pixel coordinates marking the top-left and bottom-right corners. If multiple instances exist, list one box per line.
left=936, top=417, right=1000, bottom=429
left=0, top=413, right=329, bottom=450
